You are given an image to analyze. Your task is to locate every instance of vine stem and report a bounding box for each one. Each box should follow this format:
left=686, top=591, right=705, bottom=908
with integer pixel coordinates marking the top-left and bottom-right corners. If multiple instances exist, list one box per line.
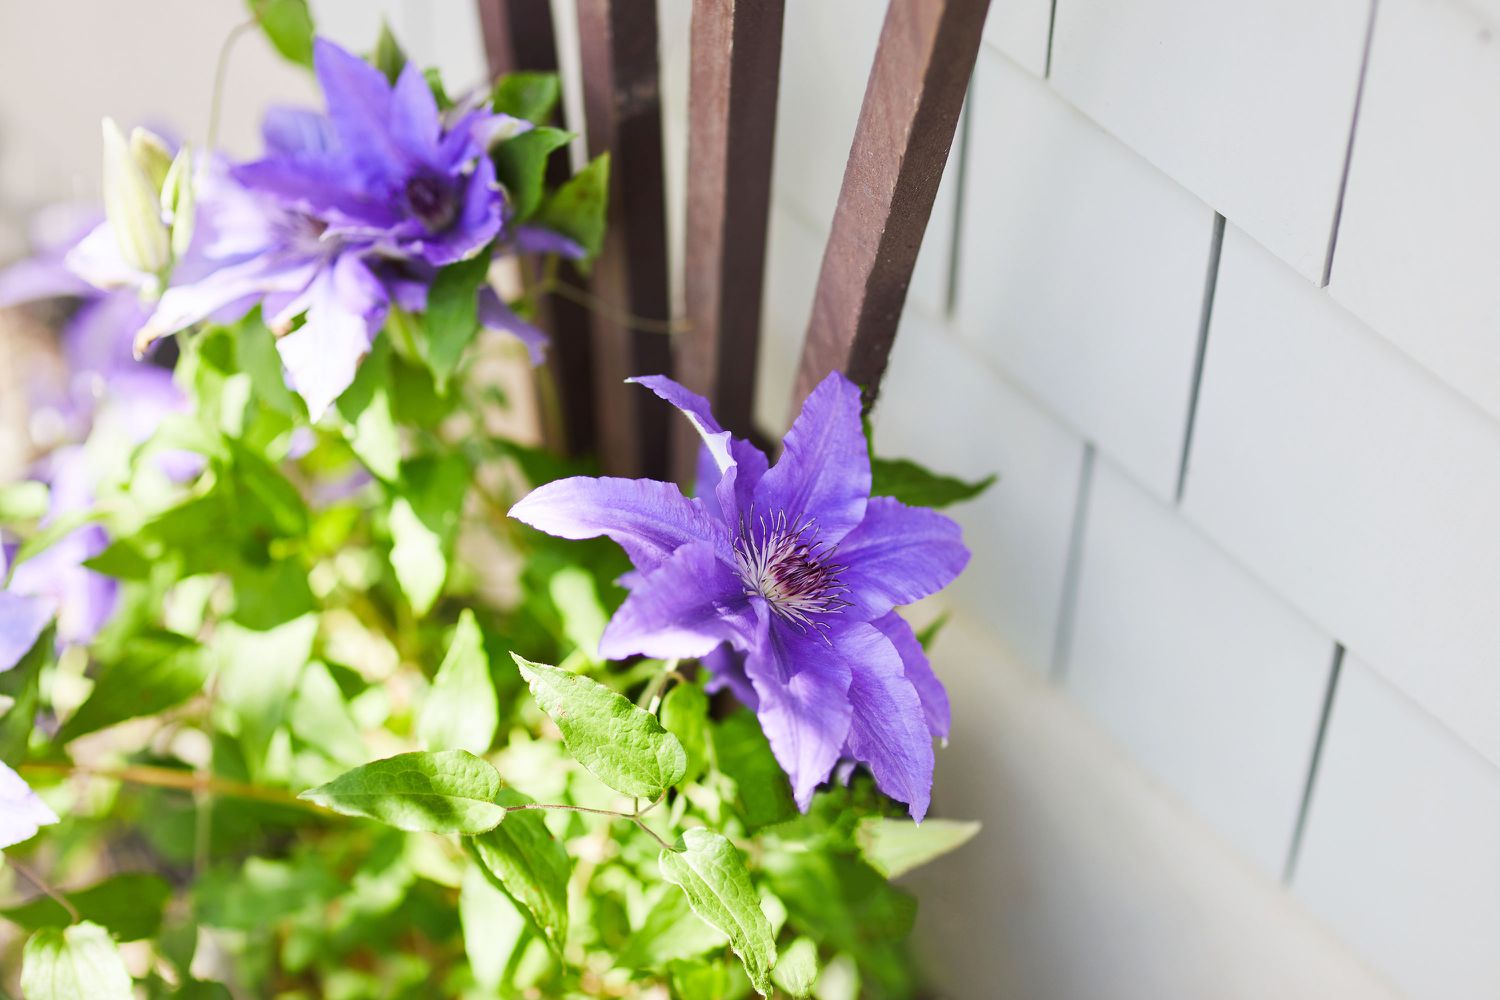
left=19, top=762, right=334, bottom=816
left=207, top=20, right=258, bottom=149
left=638, top=659, right=682, bottom=714
left=534, top=278, right=689, bottom=337
left=504, top=794, right=674, bottom=852
left=5, top=856, right=79, bottom=921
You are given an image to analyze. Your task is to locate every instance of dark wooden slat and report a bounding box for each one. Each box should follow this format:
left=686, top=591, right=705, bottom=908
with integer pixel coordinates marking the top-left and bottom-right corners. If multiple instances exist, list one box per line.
left=674, top=0, right=785, bottom=485
left=475, top=0, right=596, bottom=457
left=575, top=0, right=674, bottom=478
left=791, top=0, right=989, bottom=413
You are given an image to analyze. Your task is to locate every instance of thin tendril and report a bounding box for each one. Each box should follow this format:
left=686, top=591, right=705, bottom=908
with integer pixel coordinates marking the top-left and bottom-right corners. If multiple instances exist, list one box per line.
left=5, top=857, right=79, bottom=921
left=208, top=20, right=259, bottom=150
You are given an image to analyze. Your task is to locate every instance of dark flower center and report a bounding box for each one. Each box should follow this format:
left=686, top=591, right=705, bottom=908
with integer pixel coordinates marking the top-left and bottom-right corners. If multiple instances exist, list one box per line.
left=733, top=512, right=850, bottom=632
left=404, top=172, right=457, bottom=231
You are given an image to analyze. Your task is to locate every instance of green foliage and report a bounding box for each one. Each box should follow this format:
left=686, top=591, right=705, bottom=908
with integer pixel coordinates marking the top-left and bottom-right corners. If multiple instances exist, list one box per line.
left=494, top=125, right=575, bottom=222
left=371, top=19, right=407, bottom=83
left=2, top=873, right=170, bottom=942
left=772, top=936, right=820, bottom=998
left=20, top=922, right=133, bottom=1000
left=300, top=751, right=507, bottom=833
left=418, top=610, right=498, bottom=755
left=419, top=250, right=492, bottom=390
left=56, top=631, right=209, bottom=744
left=465, top=790, right=572, bottom=951
left=514, top=655, right=687, bottom=799
left=492, top=71, right=562, bottom=123
left=535, top=153, right=611, bottom=261
left=870, top=455, right=996, bottom=508
left=856, top=817, right=983, bottom=879
left=659, top=828, right=778, bottom=997
left=245, top=0, right=315, bottom=68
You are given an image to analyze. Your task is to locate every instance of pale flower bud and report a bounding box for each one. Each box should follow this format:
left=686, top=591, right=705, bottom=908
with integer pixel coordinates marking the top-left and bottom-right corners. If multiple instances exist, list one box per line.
left=161, top=146, right=196, bottom=259
left=128, top=126, right=173, bottom=192
left=101, top=117, right=170, bottom=275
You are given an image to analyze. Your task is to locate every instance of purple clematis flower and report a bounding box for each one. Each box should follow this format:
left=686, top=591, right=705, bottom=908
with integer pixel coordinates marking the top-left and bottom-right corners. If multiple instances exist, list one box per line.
left=510, top=372, right=969, bottom=819
left=0, top=761, right=58, bottom=850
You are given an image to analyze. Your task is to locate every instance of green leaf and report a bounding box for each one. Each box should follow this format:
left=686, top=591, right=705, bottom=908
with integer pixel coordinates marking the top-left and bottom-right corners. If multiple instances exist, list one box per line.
left=772, top=937, right=819, bottom=998
left=419, top=610, right=498, bottom=755
left=493, top=125, right=573, bottom=222
left=388, top=453, right=469, bottom=615
left=420, top=250, right=492, bottom=389
left=617, top=886, right=727, bottom=969
left=0, top=480, right=48, bottom=522
left=56, top=632, right=209, bottom=743
left=245, top=0, right=315, bottom=68
left=81, top=538, right=152, bottom=581
left=854, top=817, right=982, bottom=879
left=464, top=790, right=572, bottom=951
left=546, top=565, right=608, bottom=662
left=712, top=710, right=797, bottom=832
left=914, top=612, right=950, bottom=651
left=534, top=153, right=610, bottom=261
left=513, top=655, right=686, bottom=799
left=288, top=661, right=367, bottom=765
left=869, top=456, right=995, bottom=509
left=658, top=828, right=776, bottom=997
left=459, top=862, right=528, bottom=991
left=372, top=19, right=407, bottom=83
left=299, top=750, right=506, bottom=834
left=0, top=623, right=50, bottom=759
left=2, top=873, right=170, bottom=942
left=659, top=681, right=710, bottom=785
left=213, top=615, right=318, bottom=776
left=20, top=922, right=133, bottom=1000
left=492, top=71, right=561, bottom=123
left=335, top=336, right=401, bottom=482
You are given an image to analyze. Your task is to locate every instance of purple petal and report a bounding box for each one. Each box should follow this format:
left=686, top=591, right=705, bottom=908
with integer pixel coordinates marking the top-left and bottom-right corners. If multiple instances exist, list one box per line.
left=702, top=643, right=758, bottom=710
left=0, top=591, right=53, bottom=673
left=407, top=155, right=504, bottom=266
left=745, top=613, right=854, bottom=810
left=149, top=252, right=318, bottom=339
left=276, top=254, right=387, bottom=420
left=314, top=38, right=403, bottom=184
left=390, top=62, right=442, bottom=159
left=511, top=225, right=585, bottom=259
left=262, top=106, right=338, bottom=157
left=753, top=371, right=869, bottom=542
left=0, top=762, right=58, bottom=849
left=836, top=497, right=969, bottom=620
left=63, top=291, right=151, bottom=376
left=478, top=287, right=547, bottom=365
left=599, top=541, right=755, bottom=660
left=841, top=621, right=934, bottom=820
left=872, top=612, right=950, bottom=741
left=64, top=222, right=147, bottom=292
left=0, top=255, right=92, bottom=308
left=510, top=476, right=724, bottom=575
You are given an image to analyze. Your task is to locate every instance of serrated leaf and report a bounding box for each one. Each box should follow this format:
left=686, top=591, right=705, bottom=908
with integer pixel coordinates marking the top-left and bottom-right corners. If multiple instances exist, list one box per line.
left=20, top=922, right=133, bottom=1000
left=869, top=456, right=995, bottom=509
left=659, top=828, right=776, bottom=997
left=534, top=153, right=609, bottom=261
left=246, top=0, right=314, bottom=67
left=419, top=611, right=498, bottom=755
left=513, top=655, right=686, bottom=799
left=1, top=873, right=170, bottom=942
left=388, top=453, right=469, bottom=615
left=56, top=632, right=209, bottom=744
left=493, top=126, right=573, bottom=222
left=854, top=817, right=981, bottom=879
left=492, top=71, right=561, bottom=123
left=299, top=750, right=505, bottom=833
left=420, top=251, right=491, bottom=389
left=464, top=790, right=571, bottom=951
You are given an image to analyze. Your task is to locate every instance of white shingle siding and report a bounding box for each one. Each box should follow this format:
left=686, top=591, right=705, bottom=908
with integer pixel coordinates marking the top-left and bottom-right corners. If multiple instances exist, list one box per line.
left=1063, top=456, right=1335, bottom=877
left=1183, top=225, right=1500, bottom=771
left=1049, top=0, right=1372, bottom=281
left=956, top=51, right=1217, bottom=499
left=1326, top=0, right=1500, bottom=422
left=1292, top=657, right=1500, bottom=1000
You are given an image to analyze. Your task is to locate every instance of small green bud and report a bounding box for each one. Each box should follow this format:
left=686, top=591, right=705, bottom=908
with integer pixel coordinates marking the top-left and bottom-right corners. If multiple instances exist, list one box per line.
left=161, top=146, right=196, bottom=258
left=128, top=126, right=174, bottom=192
left=101, top=118, right=170, bottom=275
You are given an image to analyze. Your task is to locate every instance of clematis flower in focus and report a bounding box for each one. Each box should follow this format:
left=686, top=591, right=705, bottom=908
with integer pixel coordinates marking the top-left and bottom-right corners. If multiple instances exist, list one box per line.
left=510, top=372, right=970, bottom=819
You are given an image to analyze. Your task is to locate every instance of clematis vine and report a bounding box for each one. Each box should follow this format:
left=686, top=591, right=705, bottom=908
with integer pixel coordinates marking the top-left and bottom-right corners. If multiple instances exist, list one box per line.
left=511, top=372, right=970, bottom=819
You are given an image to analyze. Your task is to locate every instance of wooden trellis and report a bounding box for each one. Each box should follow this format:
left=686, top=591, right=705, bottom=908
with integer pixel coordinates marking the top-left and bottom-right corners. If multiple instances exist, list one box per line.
left=476, top=0, right=991, bottom=481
